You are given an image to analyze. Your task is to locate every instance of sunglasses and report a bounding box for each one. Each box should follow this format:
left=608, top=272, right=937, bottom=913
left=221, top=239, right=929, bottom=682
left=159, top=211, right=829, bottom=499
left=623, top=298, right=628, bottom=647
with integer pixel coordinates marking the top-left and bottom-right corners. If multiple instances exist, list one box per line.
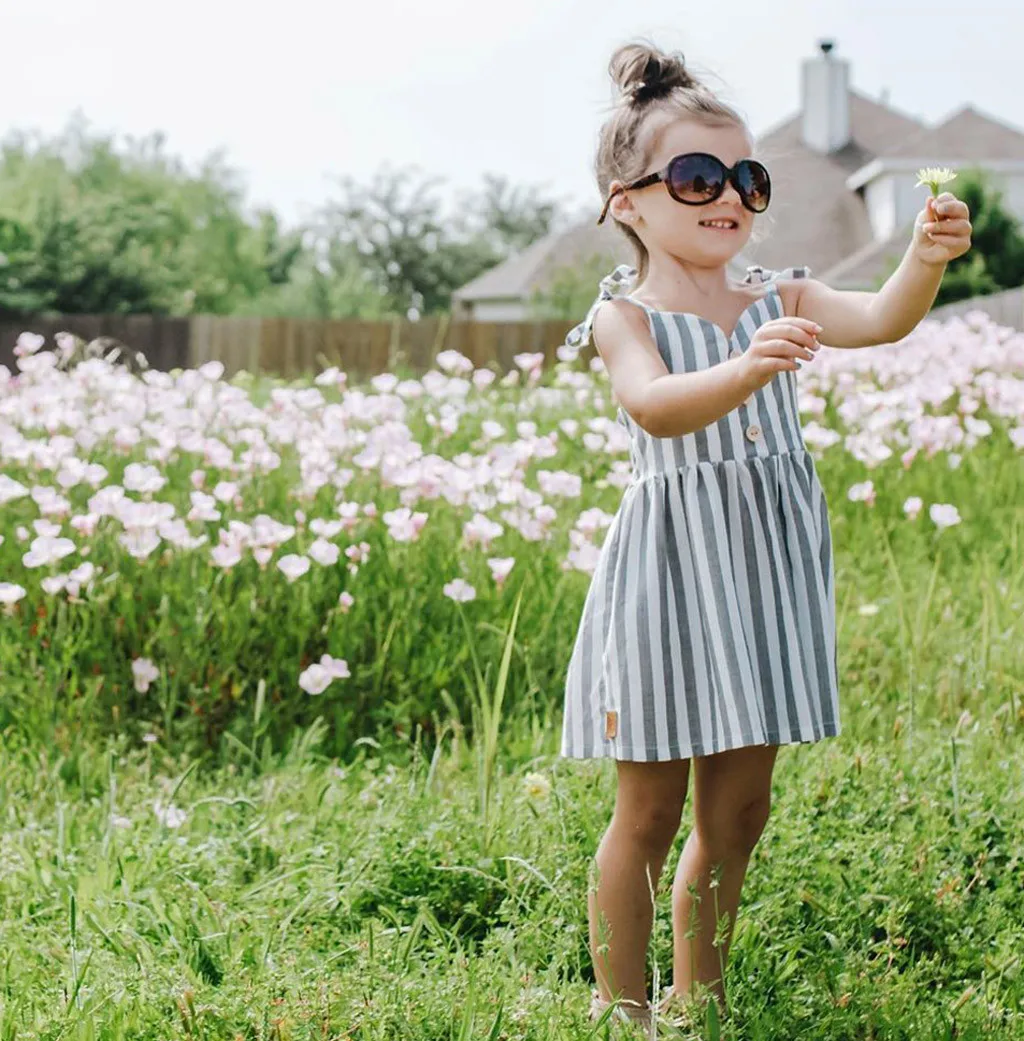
left=597, top=152, right=772, bottom=224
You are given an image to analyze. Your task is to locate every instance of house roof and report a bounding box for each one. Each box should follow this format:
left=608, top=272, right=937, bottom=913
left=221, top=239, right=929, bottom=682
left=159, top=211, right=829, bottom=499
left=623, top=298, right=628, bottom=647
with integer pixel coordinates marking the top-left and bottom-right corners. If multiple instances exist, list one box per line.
left=847, top=105, right=1024, bottom=189
left=452, top=219, right=631, bottom=302
left=741, top=90, right=926, bottom=277
left=888, top=104, right=1024, bottom=161
left=818, top=224, right=913, bottom=289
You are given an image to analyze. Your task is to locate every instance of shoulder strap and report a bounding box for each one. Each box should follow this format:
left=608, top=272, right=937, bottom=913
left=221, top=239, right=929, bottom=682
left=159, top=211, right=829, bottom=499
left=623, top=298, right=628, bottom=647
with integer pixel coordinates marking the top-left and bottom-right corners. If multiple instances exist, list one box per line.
left=561, top=264, right=638, bottom=359
left=744, top=264, right=813, bottom=285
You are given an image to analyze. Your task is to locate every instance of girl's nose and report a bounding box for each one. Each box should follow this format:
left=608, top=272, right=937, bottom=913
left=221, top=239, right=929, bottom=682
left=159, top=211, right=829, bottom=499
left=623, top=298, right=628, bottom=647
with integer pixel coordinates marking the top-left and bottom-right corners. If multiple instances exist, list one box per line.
left=720, top=180, right=743, bottom=205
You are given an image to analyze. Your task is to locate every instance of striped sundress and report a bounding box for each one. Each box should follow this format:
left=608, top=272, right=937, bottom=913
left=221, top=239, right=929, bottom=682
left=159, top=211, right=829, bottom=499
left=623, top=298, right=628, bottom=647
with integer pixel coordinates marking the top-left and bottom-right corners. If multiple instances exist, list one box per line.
left=560, top=263, right=841, bottom=762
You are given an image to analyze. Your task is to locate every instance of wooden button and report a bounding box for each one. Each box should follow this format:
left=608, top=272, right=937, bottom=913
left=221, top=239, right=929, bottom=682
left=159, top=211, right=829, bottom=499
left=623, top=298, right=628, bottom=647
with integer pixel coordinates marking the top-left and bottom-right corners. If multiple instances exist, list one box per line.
left=745, top=423, right=761, bottom=441
left=604, top=710, right=618, bottom=739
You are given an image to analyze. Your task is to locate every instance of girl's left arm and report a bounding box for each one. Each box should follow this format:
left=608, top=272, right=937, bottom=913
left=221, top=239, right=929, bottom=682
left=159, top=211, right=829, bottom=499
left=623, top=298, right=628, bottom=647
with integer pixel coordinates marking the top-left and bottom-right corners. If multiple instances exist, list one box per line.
left=782, top=192, right=972, bottom=348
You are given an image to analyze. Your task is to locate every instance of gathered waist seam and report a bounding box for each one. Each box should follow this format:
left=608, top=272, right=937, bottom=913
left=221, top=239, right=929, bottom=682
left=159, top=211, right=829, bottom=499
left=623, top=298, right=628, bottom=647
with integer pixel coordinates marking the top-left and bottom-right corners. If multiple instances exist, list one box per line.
left=626, top=447, right=811, bottom=484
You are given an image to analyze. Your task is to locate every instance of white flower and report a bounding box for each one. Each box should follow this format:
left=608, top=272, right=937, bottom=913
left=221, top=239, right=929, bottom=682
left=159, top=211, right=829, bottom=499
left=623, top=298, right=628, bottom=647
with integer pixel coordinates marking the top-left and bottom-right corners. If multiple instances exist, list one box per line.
left=153, top=800, right=187, bottom=828
left=15, top=332, right=45, bottom=357
left=0, top=583, right=27, bottom=605
left=903, top=496, right=923, bottom=520
left=22, top=535, right=77, bottom=568
left=858, top=603, right=880, bottom=616
left=914, top=166, right=957, bottom=195
left=41, top=574, right=68, bottom=595
left=443, top=578, right=476, bottom=602
left=123, top=463, right=167, bottom=495
left=277, top=554, right=311, bottom=582
left=929, top=503, right=962, bottom=529
left=132, top=657, right=160, bottom=694
left=298, top=654, right=349, bottom=695
left=308, top=538, right=340, bottom=566
left=211, top=542, right=243, bottom=569
left=299, top=664, right=332, bottom=695
left=523, top=772, right=551, bottom=801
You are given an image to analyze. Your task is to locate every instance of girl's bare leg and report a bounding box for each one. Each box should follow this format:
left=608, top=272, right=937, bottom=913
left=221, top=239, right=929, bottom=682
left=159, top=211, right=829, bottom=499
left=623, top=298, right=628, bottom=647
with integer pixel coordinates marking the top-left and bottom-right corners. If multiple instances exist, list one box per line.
left=589, top=757, right=690, bottom=1010
left=669, top=743, right=779, bottom=1011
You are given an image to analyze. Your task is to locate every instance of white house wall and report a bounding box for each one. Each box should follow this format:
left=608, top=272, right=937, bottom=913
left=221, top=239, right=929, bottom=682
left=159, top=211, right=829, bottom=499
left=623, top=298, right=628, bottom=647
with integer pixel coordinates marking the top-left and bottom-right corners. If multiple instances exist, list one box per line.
left=887, top=172, right=1024, bottom=238
left=468, top=300, right=528, bottom=322
left=864, top=176, right=897, bottom=240
left=991, top=173, right=1024, bottom=217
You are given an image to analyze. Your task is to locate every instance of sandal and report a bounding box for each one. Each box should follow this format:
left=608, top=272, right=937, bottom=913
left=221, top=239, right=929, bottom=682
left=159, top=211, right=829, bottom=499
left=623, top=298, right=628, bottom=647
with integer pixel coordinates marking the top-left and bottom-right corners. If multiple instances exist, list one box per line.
left=589, top=988, right=653, bottom=1030
left=655, top=985, right=714, bottom=1033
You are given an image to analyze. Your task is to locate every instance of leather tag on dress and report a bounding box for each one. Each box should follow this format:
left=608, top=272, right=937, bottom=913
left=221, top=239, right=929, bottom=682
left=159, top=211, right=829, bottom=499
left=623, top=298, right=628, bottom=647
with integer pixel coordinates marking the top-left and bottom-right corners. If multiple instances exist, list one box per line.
left=604, top=710, right=618, bottom=739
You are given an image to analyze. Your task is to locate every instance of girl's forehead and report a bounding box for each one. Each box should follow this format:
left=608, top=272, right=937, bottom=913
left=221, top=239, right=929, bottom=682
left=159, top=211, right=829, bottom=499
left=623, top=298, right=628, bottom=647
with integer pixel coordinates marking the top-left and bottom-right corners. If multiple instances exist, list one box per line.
left=646, top=117, right=753, bottom=167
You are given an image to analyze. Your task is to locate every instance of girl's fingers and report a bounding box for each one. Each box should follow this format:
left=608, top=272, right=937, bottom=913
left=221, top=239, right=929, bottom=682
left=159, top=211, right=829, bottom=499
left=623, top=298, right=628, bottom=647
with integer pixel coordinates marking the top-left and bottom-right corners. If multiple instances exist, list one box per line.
left=758, top=339, right=817, bottom=359
left=761, top=323, right=819, bottom=349
left=766, top=315, right=821, bottom=331
left=923, top=219, right=971, bottom=235
left=935, top=200, right=969, bottom=218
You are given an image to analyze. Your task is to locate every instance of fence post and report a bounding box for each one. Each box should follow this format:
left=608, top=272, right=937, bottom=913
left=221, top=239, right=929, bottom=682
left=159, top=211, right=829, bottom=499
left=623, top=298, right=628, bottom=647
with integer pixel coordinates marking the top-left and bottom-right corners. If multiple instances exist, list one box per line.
left=388, top=316, right=402, bottom=370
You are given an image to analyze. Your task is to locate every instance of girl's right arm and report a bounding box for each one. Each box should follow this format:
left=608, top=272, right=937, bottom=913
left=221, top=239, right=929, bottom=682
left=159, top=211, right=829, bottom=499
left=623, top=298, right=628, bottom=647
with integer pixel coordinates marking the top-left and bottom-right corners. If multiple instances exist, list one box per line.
left=592, top=299, right=819, bottom=440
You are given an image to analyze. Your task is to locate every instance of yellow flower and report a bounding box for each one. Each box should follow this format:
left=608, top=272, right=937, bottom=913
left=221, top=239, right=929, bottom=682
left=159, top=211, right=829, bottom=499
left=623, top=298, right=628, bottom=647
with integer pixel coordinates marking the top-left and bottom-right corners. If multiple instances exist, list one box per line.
left=914, top=167, right=957, bottom=196
left=523, top=771, right=551, bottom=801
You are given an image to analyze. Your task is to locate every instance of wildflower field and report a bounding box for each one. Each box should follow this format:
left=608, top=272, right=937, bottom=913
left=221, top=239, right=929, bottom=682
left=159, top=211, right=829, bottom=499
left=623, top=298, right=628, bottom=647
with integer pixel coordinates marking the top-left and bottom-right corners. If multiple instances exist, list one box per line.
left=2, top=313, right=1024, bottom=1039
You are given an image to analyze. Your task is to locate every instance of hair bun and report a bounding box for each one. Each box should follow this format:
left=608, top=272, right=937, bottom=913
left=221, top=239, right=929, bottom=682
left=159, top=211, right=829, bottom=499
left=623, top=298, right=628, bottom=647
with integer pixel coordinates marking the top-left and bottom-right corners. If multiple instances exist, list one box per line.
left=609, top=42, right=697, bottom=105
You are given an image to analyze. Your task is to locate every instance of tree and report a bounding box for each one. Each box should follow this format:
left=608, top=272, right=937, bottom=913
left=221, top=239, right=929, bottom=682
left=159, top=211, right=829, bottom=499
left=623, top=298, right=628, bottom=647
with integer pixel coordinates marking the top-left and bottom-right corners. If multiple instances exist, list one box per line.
left=894, top=167, right=1024, bottom=308
left=468, top=173, right=563, bottom=255
left=312, top=165, right=563, bottom=318
left=527, top=253, right=618, bottom=320
left=0, top=115, right=303, bottom=317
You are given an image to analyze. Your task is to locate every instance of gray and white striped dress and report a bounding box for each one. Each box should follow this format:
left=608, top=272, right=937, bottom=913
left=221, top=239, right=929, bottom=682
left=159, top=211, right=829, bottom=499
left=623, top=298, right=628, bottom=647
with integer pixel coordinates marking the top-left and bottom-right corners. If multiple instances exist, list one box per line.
left=560, top=263, right=841, bottom=762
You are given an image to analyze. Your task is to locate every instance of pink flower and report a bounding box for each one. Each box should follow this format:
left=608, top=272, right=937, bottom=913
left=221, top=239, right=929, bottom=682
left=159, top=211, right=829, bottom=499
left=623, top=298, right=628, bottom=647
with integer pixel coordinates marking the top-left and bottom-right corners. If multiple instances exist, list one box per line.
left=463, top=513, right=504, bottom=551
left=847, top=480, right=876, bottom=506
left=903, top=496, right=923, bottom=520
left=487, top=557, right=515, bottom=589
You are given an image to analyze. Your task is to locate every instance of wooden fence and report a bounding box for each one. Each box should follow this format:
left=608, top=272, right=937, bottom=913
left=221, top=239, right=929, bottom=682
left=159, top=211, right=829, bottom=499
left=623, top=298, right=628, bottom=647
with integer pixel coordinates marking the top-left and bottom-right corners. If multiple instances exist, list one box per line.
left=0, top=313, right=582, bottom=379
left=930, top=286, right=1024, bottom=330
left=5, top=287, right=1022, bottom=381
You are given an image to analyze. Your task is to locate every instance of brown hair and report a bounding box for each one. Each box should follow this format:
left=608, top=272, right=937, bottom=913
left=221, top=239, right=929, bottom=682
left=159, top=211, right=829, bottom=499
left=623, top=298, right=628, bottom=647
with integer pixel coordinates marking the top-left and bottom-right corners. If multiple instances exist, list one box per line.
left=595, top=41, right=750, bottom=281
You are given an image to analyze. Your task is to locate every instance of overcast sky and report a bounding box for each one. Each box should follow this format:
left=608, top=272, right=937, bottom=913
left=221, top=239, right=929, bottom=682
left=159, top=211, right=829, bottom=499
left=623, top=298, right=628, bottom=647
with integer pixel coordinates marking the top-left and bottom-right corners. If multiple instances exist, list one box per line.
left=3, top=1, right=1021, bottom=227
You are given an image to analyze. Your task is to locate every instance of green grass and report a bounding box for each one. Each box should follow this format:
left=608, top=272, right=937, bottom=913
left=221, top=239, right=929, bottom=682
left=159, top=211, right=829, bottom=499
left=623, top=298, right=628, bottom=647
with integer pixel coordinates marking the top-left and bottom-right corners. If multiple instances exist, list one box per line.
left=1, top=687, right=1023, bottom=1038
left=2, top=369, right=1024, bottom=1037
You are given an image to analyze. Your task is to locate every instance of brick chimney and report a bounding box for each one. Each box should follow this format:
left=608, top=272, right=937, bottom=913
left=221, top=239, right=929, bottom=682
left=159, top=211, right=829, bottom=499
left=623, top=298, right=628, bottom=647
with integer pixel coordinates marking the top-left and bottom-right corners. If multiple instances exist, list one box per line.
left=801, top=39, right=851, bottom=154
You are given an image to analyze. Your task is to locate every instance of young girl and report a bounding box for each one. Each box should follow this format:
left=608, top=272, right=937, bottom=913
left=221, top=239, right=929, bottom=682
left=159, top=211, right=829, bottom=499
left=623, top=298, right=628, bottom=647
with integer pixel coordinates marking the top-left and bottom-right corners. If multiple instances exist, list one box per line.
left=559, top=41, right=972, bottom=1029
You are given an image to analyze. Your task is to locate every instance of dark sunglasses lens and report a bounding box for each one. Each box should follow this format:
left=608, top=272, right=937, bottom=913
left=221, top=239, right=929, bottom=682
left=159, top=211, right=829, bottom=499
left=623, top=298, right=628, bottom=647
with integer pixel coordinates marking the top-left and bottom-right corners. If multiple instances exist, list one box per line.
left=668, top=154, right=725, bottom=203
left=735, top=160, right=771, bottom=212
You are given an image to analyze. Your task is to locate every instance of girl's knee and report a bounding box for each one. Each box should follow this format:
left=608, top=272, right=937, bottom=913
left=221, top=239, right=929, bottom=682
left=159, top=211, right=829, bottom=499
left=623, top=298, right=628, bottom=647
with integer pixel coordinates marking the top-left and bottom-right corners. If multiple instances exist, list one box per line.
left=697, top=795, right=771, bottom=858
left=617, top=801, right=683, bottom=854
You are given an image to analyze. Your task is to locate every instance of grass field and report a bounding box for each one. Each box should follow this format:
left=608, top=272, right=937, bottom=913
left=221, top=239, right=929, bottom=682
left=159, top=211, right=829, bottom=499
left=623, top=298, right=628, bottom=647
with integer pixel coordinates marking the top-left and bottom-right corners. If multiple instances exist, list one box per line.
left=1, top=315, right=1023, bottom=1038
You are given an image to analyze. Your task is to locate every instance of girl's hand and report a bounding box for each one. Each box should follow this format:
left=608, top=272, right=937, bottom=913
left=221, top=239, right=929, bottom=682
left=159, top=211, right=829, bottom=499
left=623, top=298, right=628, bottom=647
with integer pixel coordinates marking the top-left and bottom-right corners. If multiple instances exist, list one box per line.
left=913, top=192, right=972, bottom=266
left=736, top=317, right=822, bottom=392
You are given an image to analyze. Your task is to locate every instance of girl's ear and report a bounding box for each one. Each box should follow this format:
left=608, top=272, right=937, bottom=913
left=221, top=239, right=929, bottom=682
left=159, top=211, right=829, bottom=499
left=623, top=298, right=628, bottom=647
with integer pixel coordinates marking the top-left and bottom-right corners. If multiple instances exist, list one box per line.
left=609, top=181, right=638, bottom=225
